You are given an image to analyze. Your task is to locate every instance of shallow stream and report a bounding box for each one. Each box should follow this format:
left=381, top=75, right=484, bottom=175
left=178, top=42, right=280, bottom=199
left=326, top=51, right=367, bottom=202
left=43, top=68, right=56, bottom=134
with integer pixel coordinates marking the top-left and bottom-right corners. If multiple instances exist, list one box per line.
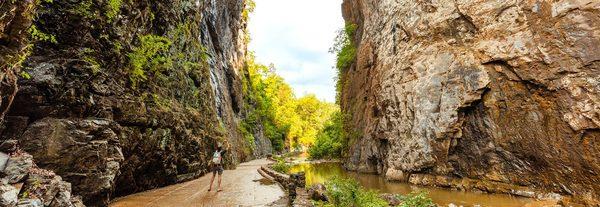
left=289, top=162, right=535, bottom=207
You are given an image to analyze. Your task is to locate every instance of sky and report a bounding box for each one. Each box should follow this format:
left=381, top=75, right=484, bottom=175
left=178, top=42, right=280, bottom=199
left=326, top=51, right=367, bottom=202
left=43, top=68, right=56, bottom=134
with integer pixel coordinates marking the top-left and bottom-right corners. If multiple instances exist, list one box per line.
left=247, top=0, right=344, bottom=103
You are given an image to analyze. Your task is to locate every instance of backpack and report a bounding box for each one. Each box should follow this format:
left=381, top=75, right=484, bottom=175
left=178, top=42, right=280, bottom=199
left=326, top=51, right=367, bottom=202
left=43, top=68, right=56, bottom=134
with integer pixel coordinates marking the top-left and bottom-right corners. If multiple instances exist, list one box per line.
left=212, top=150, right=222, bottom=164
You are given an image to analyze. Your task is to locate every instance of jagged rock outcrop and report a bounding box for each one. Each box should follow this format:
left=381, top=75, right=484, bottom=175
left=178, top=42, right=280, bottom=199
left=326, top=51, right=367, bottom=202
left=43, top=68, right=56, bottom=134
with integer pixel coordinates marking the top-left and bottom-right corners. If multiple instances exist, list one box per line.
left=0, top=0, right=35, bottom=121
left=340, top=0, right=599, bottom=205
left=0, top=0, right=270, bottom=206
left=0, top=2, right=83, bottom=205
left=0, top=150, right=84, bottom=207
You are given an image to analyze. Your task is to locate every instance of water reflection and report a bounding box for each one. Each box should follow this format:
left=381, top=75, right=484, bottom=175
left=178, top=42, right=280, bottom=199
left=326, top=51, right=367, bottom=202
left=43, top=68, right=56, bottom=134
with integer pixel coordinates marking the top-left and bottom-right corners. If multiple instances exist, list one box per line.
left=289, top=162, right=534, bottom=207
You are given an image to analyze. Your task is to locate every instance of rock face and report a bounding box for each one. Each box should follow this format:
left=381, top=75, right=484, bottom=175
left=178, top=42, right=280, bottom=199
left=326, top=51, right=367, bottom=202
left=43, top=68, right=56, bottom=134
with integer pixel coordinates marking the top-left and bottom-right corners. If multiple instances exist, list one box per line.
left=0, top=151, right=84, bottom=207
left=340, top=0, right=599, bottom=204
left=0, top=0, right=35, bottom=121
left=0, top=0, right=271, bottom=206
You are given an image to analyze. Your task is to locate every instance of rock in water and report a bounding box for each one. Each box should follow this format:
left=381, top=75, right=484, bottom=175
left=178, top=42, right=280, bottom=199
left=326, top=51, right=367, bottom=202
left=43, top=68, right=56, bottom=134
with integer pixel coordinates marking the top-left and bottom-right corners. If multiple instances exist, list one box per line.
left=340, top=0, right=600, bottom=204
left=308, top=183, right=328, bottom=201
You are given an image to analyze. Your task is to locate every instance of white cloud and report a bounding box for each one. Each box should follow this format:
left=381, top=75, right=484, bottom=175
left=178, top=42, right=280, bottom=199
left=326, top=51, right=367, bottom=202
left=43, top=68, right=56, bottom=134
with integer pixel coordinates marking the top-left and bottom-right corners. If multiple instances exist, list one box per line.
left=248, top=0, right=344, bottom=103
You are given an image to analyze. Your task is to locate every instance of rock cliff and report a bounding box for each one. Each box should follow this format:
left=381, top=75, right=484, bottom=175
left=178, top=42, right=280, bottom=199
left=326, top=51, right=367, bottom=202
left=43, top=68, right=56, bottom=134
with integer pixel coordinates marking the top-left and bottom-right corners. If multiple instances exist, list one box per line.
left=0, top=0, right=270, bottom=206
left=340, top=0, right=599, bottom=204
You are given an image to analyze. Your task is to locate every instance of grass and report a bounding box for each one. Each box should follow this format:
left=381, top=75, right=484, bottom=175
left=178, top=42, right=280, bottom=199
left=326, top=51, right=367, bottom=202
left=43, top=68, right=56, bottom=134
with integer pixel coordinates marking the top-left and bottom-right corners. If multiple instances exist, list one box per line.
left=271, top=157, right=291, bottom=173
left=313, top=177, right=435, bottom=207
left=319, top=177, right=388, bottom=207
left=397, top=191, right=435, bottom=207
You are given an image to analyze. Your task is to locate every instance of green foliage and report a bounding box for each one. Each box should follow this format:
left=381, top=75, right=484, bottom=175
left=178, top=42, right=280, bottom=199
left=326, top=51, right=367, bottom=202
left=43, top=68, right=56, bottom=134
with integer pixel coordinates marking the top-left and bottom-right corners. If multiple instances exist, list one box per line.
left=242, top=54, right=338, bottom=153
left=127, top=34, right=173, bottom=87
left=397, top=191, right=435, bottom=207
left=322, top=177, right=388, bottom=207
left=151, top=93, right=172, bottom=109
left=242, top=0, right=256, bottom=44
left=7, top=44, right=32, bottom=70
left=330, top=23, right=357, bottom=103
left=331, top=24, right=357, bottom=71
left=20, top=71, right=32, bottom=79
left=106, top=0, right=123, bottom=22
left=239, top=120, right=256, bottom=154
left=70, top=0, right=95, bottom=18
left=113, top=42, right=123, bottom=54
left=271, top=158, right=291, bottom=173
left=242, top=0, right=256, bottom=21
left=83, top=56, right=101, bottom=74
left=294, top=95, right=338, bottom=147
left=28, top=25, right=57, bottom=44
left=308, top=111, right=346, bottom=159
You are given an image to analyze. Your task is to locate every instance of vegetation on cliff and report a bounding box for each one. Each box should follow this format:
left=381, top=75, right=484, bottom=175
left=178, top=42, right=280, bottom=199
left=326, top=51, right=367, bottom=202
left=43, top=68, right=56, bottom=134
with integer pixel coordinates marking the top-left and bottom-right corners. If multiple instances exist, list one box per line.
left=330, top=23, right=357, bottom=103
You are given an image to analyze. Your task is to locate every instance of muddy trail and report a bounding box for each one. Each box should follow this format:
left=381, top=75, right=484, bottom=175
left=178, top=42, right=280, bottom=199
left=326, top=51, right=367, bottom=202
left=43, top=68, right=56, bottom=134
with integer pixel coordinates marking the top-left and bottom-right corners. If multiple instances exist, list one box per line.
left=109, top=159, right=286, bottom=207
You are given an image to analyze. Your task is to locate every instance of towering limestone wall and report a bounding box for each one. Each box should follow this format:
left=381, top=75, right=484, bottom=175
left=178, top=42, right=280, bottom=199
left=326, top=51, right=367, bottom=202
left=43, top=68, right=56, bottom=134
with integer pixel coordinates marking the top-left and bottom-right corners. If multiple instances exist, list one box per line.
left=340, top=0, right=599, bottom=204
left=0, top=0, right=270, bottom=206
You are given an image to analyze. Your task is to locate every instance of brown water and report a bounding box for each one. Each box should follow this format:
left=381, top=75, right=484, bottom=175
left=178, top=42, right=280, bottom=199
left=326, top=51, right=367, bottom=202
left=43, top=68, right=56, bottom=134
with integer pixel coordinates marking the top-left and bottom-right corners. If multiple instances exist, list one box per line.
left=289, top=162, right=536, bottom=207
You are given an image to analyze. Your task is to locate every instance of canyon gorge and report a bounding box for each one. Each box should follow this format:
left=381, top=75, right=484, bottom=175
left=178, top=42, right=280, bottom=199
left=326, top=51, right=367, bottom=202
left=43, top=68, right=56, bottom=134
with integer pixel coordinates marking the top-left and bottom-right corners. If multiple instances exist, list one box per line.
left=0, top=0, right=599, bottom=206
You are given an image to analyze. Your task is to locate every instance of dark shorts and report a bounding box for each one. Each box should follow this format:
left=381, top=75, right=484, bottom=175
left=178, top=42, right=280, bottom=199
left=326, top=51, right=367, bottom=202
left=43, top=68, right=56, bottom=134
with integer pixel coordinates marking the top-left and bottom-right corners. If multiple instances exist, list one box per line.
left=212, top=164, right=224, bottom=175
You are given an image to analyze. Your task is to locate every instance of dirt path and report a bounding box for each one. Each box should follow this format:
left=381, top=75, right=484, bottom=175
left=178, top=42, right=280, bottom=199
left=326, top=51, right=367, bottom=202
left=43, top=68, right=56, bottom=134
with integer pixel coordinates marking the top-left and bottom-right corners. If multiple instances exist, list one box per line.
left=109, top=159, right=286, bottom=207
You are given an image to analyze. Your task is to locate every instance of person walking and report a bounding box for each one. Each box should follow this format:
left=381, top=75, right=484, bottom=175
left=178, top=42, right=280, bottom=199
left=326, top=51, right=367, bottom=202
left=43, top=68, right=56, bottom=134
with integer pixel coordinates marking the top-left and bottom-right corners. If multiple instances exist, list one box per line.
left=208, top=143, right=226, bottom=192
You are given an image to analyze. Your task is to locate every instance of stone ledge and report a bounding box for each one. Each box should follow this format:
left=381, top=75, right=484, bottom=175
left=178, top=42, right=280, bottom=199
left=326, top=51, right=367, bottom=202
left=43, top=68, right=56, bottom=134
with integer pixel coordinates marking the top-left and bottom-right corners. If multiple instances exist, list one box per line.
left=408, top=174, right=563, bottom=200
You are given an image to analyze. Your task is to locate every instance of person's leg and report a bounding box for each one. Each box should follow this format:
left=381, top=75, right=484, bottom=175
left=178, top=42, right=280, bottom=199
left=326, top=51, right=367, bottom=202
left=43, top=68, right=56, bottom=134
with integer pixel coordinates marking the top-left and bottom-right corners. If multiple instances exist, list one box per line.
left=217, top=166, right=223, bottom=191
left=209, top=170, right=216, bottom=191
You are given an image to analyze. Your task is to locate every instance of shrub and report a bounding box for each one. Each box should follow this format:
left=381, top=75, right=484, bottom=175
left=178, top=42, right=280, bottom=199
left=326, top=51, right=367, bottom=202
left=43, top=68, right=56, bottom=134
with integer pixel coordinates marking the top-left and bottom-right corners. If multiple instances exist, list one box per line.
left=105, top=0, right=122, bottom=22
left=127, top=35, right=172, bottom=87
left=398, top=191, right=435, bottom=207
left=309, top=111, right=345, bottom=159
left=330, top=23, right=357, bottom=103
left=271, top=159, right=290, bottom=173
left=322, top=177, right=388, bottom=207
left=28, top=25, right=57, bottom=43
left=239, top=120, right=256, bottom=154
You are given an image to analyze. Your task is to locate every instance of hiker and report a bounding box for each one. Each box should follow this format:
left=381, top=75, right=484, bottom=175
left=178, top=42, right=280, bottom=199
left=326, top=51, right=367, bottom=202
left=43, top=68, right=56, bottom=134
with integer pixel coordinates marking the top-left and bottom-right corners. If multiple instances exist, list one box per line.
left=208, top=143, right=226, bottom=192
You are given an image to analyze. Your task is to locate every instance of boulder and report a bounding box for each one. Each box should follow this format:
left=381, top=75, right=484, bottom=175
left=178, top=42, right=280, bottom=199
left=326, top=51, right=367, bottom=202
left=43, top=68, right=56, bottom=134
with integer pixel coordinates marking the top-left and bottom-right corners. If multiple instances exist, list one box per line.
left=3, top=153, right=34, bottom=184
left=0, top=184, right=18, bottom=207
left=0, top=152, right=9, bottom=172
left=0, top=140, right=18, bottom=154
left=380, top=193, right=402, bottom=206
left=16, top=199, right=43, bottom=207
left=19, top=118, right=124, bottom=205
left=22, top=168, right=63, bottom=206
left=49, top=182, right=77, bottom=207
left=308, top=184, right=328, bottom=202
